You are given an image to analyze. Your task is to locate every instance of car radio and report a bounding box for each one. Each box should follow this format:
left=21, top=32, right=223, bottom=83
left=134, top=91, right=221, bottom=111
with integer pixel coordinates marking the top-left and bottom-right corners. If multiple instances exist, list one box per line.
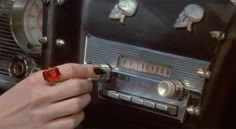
left=83, top=35, right=209, bottom=122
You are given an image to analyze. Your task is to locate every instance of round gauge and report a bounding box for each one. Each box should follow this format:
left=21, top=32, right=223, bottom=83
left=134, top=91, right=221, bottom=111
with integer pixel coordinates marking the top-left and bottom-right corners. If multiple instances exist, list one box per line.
left=24, top=0, right=43, bottom=49
left=11, top=0, right=43, bottom=54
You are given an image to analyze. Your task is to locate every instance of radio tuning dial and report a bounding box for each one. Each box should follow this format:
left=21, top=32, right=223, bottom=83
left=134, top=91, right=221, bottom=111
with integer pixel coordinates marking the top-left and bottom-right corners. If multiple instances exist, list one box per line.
left=157, top=80, right=185, bottom=99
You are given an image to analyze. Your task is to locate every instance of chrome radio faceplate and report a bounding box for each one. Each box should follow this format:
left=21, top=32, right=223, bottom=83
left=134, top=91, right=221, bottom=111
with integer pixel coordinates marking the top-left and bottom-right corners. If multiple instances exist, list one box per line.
left=84, top=35, right=209, bottom=122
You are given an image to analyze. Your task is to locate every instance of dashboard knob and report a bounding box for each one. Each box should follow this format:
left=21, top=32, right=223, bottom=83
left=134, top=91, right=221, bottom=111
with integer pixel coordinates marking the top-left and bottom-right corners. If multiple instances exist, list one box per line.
left=157, top=81, right=175, bottom=97
left=8, top=55, right=40, bottom=81
left=157, top=80, right=185, bottom=99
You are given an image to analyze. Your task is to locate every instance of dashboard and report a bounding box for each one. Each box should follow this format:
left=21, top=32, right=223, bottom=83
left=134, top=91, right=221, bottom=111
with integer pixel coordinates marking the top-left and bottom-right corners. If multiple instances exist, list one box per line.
left=0, top=0, right=236, bottom=128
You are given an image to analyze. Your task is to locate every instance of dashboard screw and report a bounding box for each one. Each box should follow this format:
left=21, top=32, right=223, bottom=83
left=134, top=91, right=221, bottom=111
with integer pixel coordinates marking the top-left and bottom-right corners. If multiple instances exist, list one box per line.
left=56, top=39, right=65, bottom=47
left=196, top=68, right=211, bottom=79
left=210, top=31, right=225, bottom=41
left=38, top=36, right=48, bottom=44
left=186, top=105, right=200, bottom=116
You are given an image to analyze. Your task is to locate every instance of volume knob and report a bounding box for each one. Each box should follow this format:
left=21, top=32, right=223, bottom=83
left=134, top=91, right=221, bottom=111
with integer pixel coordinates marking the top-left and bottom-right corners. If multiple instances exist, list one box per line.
left=157, top=80, right=185, bottom=99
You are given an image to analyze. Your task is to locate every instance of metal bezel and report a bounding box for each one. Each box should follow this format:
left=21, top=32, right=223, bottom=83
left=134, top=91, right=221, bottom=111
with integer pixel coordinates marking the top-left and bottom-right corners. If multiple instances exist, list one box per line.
left=11, top=0, right=42, bottom=54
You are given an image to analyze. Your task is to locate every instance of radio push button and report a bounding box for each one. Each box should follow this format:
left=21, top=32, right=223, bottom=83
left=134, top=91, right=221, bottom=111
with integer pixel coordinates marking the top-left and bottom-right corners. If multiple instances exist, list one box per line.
left=143, top=100, right=155, bottom=109
left=155, top=103, right=168, bottom=111
left=119, top=94, right=132, bottom=102
left=157, top=80, right=185, bottom=99
left=155, top=103, right=177, bottom=115
left=167, top=105, right=178, bottom=115
left=131, top=98, right=144, bottom=105
left=107, top=90, right=119, bottom=100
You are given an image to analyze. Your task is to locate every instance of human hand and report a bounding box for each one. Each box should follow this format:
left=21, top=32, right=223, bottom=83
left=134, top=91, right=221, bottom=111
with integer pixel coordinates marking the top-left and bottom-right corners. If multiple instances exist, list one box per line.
left=0, top=63, right=98, bottom=129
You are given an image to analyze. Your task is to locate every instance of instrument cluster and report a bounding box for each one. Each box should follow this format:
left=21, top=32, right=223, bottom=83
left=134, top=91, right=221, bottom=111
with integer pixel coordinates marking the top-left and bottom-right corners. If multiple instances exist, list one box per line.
left=0, top=0, right=42, bottom=90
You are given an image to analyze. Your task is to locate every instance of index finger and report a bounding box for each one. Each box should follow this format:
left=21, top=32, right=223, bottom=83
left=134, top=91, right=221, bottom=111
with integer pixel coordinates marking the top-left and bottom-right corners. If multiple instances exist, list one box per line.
left=30, top=63, right=99, bottom=84
left=58, top=63, right=98, bottom=81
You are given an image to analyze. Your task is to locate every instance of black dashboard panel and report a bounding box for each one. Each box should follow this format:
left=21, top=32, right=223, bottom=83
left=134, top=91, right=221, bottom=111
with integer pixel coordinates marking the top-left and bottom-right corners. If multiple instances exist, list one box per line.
left=77, top=0, right=235, bottom=128
left=40, top=0, right=236, bottom=128
left=82, top=0, right=235, bottom=61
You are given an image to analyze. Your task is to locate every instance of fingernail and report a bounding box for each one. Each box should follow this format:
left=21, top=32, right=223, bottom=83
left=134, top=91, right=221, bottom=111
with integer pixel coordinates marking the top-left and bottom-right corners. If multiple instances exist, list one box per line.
left=93, top=67, right=106, bottom=75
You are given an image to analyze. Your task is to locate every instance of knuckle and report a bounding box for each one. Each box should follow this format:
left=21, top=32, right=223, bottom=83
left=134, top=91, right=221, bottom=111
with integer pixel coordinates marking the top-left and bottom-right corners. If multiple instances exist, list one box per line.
left=72, top=79, right=82, bottom=93
left=87, top=80, right=93, bottom=91
left=74, top=79, right=82, bottom=86
left=65, top=112, right=85, bottom=129
left=72, top=112, right=84, bottom=128
left=66, top=63, right=77, bottom=77
left=84, top=94, right=92, bottom=103
left=86, top=79, right=92, bottom=86
left=68, top=115, right=81, bottom=129
left=70, top=95, right=91, bottom=113
left=80, top=111, right=85, bottom=120
left=26, top=73, right=37, bottom=84
left=71, top=98, right=82, bottom=111
left=87, top=94, right=92, bottom=102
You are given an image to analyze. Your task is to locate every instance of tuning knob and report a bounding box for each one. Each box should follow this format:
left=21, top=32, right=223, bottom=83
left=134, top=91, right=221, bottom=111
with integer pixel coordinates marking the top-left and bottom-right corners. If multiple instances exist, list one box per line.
left=157, top=80, right=185, bottom=99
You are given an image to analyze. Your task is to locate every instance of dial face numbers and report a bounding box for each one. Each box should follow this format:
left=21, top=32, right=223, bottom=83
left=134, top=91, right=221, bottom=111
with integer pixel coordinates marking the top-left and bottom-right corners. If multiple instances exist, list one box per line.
left=23, top=0, right=43, bottom=46
left=118, top=56, right=172, bottom=78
